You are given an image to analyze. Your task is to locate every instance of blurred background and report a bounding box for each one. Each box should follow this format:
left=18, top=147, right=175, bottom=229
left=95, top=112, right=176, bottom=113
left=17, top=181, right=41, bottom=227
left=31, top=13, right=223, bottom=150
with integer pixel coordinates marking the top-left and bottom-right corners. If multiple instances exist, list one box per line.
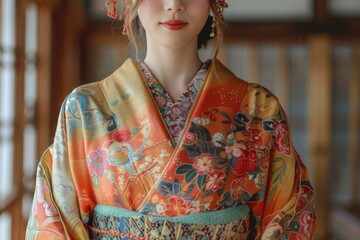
left=0, top=0, right=359, bottom=239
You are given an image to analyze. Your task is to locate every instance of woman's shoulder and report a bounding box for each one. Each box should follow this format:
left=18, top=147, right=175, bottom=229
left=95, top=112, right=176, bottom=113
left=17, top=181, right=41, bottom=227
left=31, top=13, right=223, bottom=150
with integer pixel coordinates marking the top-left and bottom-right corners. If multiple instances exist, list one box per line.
left=238, top=81, right=282, bottom=119
left=61, top=76, right=116, bottom=119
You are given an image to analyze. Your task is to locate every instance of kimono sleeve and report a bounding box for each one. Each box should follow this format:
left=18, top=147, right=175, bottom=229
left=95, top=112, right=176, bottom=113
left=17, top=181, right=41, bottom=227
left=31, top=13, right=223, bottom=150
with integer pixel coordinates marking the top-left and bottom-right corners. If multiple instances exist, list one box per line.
left=26, top=100, right=89, bottom=240
left=260, top=105, right=316, bottom=240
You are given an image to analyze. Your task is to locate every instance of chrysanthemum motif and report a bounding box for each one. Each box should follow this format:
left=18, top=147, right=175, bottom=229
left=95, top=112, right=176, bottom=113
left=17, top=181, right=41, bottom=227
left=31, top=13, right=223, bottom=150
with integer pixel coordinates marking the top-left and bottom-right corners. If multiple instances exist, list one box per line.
left=193, top=153, right=215, bottom=175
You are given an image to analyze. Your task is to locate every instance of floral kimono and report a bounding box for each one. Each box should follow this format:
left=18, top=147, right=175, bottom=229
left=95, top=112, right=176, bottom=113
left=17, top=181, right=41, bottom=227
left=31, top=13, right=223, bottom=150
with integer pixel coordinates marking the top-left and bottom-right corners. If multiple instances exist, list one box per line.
left=26, top=59, right=315, bottom=240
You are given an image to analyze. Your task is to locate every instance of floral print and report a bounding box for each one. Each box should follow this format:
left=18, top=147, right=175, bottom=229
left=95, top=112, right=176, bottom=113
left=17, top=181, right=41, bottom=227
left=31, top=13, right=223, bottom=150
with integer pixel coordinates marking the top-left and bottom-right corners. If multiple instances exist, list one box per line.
left=87, top=149, right=110, bottom=177
left=138, top=60, right=211, bottom=143
left=183, top=132, right=197, bottom=144
left=164, top=196, right=190, bottom=216
left=274, top=121, right=291, bottom=155
left=34, top=178, right=58, bottom=217
left=299, top=211, right=316, bottom=237
left=193, top=153, right=215, bottom=175
left=205, top=169, right=226, bottom=191
left=231, top=178, right=246, bottom=200
left=27, top=59, right=315, bottom=240
left=112, top=129, right=131, bottom=143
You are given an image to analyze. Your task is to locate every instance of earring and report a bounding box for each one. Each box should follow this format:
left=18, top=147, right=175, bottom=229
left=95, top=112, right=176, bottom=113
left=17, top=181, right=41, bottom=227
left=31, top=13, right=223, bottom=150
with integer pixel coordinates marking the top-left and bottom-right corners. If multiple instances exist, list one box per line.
left=122, top=22, right=127, bottom=35
left=210, top=20, right=216, bottom=38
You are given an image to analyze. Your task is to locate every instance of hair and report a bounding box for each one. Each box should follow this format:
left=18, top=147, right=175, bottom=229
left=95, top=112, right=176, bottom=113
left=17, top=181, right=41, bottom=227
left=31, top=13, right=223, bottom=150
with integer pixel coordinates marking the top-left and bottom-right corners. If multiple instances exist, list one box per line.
left=122, top=0, right=225, bottom=59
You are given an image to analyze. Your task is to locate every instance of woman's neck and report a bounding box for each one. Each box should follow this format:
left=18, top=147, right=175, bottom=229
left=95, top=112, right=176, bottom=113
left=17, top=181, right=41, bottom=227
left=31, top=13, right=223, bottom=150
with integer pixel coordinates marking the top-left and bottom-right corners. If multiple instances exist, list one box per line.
left=143, top=40, right=202, bottom=100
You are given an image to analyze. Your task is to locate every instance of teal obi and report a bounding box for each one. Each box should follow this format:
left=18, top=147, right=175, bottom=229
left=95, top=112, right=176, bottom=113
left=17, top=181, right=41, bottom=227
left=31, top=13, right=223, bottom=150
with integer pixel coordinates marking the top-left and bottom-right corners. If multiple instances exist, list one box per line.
left=87, top=204, right=253, bottom=239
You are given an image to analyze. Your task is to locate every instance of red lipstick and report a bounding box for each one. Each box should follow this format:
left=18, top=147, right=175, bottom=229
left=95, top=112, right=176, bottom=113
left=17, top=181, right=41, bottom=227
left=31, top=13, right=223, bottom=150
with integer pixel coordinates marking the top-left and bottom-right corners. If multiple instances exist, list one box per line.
left=161, top=20, right=188, bottom=30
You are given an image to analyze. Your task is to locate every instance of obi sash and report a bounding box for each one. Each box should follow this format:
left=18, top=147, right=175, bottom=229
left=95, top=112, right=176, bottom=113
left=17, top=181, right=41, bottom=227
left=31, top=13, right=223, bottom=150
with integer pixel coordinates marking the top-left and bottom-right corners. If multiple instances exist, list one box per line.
left=87, top=205, right=253, bottom=240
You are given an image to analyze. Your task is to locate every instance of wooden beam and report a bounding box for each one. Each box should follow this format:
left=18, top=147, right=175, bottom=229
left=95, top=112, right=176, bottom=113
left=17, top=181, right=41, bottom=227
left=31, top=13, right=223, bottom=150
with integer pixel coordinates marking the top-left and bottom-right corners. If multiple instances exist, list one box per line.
left=308, top=35, right=332, bottom=240
left=349, top=43, right=359, bottom=206
left=12, top=0, right=27, bottom=238
left=51, top=0, right=85, bottom=133
left=277, top=44, right=289, bottom=111
left=36, top=4, right=53, bottom=162
left=314, top=0, right=329, bottom=24
left=224, top=21, right=356, bottom=42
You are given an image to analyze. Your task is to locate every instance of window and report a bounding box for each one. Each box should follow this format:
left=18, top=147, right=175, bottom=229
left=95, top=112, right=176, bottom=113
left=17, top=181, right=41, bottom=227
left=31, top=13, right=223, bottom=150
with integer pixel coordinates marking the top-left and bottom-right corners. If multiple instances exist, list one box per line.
left=330, top=0, right=360, bottom=16
left=0, top=0, right=17, bottom=237
left=225, top=0, right=313, bottom=21
left=0, top=0, right=39, bottom=239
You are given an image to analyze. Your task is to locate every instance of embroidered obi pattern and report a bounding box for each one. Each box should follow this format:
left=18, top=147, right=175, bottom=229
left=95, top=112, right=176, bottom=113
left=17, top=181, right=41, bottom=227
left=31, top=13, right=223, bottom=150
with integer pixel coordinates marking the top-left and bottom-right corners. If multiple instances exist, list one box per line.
left=87, top=204, right=252, bottom=240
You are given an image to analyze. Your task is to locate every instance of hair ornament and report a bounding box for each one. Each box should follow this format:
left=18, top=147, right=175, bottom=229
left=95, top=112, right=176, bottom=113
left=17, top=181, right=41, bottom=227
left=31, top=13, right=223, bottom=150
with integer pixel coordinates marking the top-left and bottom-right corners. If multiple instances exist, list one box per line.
left=103, top=0, right=229, bottom=20
left=213, top=0, right=229, bottom=20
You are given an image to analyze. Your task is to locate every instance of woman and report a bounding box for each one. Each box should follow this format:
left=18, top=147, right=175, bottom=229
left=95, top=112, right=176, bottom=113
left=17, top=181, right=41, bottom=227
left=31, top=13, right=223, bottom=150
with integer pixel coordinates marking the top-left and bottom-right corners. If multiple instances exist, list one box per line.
left=26, top=0, right=316, bottom=239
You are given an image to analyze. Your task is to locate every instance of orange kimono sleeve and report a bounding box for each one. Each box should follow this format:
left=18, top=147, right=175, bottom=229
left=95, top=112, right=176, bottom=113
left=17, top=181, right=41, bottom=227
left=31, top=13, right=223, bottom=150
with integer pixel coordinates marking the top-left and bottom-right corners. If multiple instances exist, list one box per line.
left=260, top=106, right=316, bottom=240
left=26, top=101, right=89, bottom=240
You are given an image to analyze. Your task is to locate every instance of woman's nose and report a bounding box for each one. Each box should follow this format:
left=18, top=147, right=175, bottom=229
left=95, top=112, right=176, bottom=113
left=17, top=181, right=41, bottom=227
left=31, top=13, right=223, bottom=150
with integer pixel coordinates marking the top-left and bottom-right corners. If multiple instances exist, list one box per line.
left=165, top=0, right=186, bottom=13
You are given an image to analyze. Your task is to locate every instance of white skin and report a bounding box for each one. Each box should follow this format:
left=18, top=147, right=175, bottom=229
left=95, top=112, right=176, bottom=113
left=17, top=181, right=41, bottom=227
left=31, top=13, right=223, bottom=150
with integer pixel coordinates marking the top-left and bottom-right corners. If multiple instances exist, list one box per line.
left=137, top=0, right=211, bottom=100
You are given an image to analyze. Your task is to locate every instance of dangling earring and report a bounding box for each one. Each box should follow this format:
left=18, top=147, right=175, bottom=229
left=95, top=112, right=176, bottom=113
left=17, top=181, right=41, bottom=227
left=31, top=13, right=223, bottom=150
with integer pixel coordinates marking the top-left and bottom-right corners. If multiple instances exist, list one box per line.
left=122, top=22, right=127, bottom=35
left=210, top=19, right=216, bottom=38
left=103, top=0, right=128, bottom=35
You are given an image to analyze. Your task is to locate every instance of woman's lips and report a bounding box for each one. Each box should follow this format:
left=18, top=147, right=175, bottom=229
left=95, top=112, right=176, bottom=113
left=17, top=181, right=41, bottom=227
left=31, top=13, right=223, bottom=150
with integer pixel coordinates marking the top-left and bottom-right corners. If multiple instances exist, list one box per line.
left=160, top=20, right=188, bottom=30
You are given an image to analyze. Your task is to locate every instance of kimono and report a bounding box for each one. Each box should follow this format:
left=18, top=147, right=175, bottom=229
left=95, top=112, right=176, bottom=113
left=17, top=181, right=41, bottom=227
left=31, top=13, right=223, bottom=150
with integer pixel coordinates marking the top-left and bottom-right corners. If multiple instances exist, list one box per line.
left=26, top=58, right=316, bottom=239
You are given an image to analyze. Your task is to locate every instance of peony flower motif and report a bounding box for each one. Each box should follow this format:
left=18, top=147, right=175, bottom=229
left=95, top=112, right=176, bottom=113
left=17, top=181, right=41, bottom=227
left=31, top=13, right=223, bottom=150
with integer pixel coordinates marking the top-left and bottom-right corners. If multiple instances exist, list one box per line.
left=296, top=185, right=314, bottom=211
left=193, top=153, right=215, bottom=175
left=112, top=129, right=131, bottom=143
left=232, top=147, right=243, bottom=157
left=249, top=134, right=263, bottom=149
left=233, top=149, right=258, bottom=175
left=205, top=169, right=226, bottom=191
left=273, top=121, right=291, bottom=155
left=164, top=196, right=189, bottom=216
left=248, top=149, right=258, bottom=162
left=231, top=178, right=246, bottom=200
left=225, top=142, right=246, bottom=157
left=243, top=129, right=263, bottom=149
left=183, top=132, right=197, bottom=144
left=299, top=211, right=315, bottom=237
left=87, top=149, right=110, bottom=176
